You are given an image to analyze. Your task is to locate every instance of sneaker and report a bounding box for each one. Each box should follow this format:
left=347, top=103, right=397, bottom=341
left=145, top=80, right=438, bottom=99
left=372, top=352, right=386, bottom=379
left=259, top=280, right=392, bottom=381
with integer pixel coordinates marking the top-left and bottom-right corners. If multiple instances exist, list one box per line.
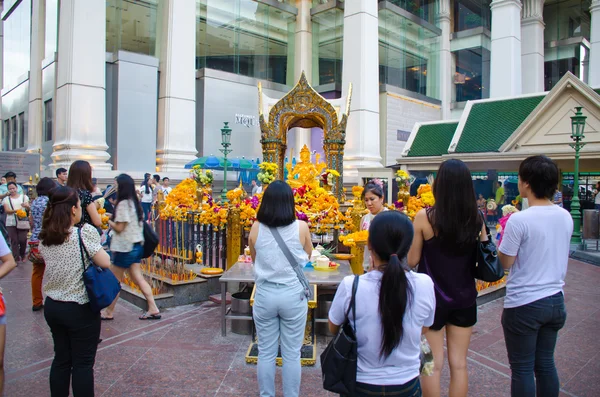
left=32, top=304, right=44, bottom=312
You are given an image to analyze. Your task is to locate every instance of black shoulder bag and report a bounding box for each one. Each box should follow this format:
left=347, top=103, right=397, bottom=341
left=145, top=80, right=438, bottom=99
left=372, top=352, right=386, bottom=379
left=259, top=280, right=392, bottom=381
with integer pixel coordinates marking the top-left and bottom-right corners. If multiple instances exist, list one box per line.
left=475, top=213, right=504, bottom=282
left=320, top=275, right=359, bottom=396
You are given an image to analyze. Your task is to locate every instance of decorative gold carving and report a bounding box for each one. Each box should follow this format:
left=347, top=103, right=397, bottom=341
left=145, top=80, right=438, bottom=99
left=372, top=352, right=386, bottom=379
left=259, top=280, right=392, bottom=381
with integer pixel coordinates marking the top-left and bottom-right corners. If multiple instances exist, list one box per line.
left=259, top=71, right=352, bottom=199
left=350, top=241, right=366, bottom=275
left=226, top=206, right=242, bottom=270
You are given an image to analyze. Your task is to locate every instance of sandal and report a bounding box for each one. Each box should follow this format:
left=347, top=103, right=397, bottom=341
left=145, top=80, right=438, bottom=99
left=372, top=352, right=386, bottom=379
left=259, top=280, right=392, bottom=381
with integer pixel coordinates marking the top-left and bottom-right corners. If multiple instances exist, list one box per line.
left=101, top=316, right=114, bottom=321
left=139, top=312, right=161, bottom=320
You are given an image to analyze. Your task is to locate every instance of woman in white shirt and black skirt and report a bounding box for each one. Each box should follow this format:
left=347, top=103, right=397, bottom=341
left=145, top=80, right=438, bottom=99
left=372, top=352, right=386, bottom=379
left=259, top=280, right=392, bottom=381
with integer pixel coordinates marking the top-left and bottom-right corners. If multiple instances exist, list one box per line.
left=39, top=186, right=112, bottom=396
left=329, top=211, right=436, bottom=396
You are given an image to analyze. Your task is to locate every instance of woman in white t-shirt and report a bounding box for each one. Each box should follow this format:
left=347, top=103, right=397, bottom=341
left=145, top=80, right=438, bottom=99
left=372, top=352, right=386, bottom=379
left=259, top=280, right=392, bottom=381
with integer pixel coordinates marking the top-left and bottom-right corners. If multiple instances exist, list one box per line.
left=2, top=182, right=30, bottom=262
left=329, top=211, right=436, bottom=397
left=138, top=173, right=153, bottom=221
left=0, top=233, right=17, bottom=395
left=103, top=174, right=160, bottom=321
left=360, top=181, right=388, bottom=271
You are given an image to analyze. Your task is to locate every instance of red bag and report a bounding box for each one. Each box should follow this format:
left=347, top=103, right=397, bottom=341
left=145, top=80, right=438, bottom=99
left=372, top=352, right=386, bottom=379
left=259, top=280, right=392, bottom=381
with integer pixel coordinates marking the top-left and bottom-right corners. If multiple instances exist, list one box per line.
left=0, top=292, right=5, bottom=317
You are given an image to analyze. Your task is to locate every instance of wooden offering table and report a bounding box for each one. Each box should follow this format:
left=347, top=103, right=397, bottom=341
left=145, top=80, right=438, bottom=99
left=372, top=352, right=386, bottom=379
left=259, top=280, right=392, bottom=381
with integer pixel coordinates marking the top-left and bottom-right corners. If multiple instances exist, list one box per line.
left=219, top=260, right=352, bottom=366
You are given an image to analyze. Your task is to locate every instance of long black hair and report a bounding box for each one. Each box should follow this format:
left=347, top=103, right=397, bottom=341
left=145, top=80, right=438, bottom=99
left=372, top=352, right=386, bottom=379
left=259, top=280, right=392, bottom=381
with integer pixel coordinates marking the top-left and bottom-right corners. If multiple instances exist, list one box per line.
left=142, top=173, right=151, bottom=195
left=114, top=174, right=144, bottom=222
left=368, top=211, right=414, bottom=359
left=429, top=159, right=481, bottom=253
left=256, top=180, right=296, bottom=227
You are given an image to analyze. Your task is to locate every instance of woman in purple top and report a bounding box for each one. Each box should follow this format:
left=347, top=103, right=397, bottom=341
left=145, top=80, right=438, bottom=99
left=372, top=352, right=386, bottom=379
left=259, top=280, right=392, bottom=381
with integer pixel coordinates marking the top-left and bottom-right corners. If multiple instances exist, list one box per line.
left=407, top=159, right=487, bottom=397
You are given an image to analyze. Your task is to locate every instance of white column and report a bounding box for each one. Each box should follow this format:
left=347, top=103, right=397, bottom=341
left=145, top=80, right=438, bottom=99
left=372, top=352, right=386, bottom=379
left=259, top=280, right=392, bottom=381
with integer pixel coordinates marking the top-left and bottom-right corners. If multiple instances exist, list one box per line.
left=342, top=0, right=382, bottom=175
left=590, top=0, right=600, bottom=87
left=437, top=0, right=451, bottom=119
left=51, top=0, right=111, bottom=170
left=293, top=0, right=313, bottom=156
left=26, top=0, right=45, bottom=154
left=490, top=0, right=523, bottom=98
left=521, top=0, right=545, bottom=94
left=156, top=0, right=197, bottom=172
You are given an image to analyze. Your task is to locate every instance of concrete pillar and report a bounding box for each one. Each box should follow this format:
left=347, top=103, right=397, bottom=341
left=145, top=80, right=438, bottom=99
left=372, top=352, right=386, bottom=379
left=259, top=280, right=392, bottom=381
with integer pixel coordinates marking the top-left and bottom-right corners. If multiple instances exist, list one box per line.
left=521, top=0, right=545, bottom=94
left=156, top=0, right=197, bottom=172
left=27, top=0, right=45, bottom=154
left=490, top=0, right=522, bottom=98
left=293, top=0, right=313, bottom=157
left=51, top=0, right=111, bottom=170
left=590, top=0, right=600, bottom=87
left=342, top=0, right=382, bottom=176
left=437, top=0, right=451, bottom=119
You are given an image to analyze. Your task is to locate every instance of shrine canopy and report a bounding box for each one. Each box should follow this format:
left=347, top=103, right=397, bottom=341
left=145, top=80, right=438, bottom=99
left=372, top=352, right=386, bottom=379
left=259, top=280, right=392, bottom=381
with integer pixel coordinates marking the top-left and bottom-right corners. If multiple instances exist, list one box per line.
left=258, top=71, right=352, bottom=199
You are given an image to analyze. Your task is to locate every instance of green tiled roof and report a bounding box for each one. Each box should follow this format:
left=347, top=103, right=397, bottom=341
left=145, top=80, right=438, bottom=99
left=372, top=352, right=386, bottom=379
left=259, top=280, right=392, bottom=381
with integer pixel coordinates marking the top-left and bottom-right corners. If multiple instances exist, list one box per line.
left=594, top=88, right=600, bottom=96
left=407, top=122, right=458, bottom=157
left=455, top=95, right=545, bottom=153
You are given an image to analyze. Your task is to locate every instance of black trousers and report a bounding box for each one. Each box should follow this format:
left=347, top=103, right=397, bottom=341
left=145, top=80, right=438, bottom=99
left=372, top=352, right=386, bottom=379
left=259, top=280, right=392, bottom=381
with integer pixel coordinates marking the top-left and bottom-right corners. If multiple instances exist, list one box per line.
left=44, top=297, right=101, bottom=397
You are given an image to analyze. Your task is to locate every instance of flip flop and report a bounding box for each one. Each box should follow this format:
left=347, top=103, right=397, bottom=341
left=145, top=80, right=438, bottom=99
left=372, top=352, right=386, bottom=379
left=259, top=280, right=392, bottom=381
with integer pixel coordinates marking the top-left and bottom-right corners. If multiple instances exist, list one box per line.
left=101, top=316, right=114, bottom=321
left=139, top=312, right=161, bottom=320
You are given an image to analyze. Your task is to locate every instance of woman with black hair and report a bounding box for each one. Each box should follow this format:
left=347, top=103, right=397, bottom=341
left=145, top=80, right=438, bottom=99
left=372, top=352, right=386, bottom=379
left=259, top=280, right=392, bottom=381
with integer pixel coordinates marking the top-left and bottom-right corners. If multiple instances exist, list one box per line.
left=102, top=174, right=160, bottom=321
left=138, top=173, right=153, bottom=221
left=407, top=159, right=487, bottom=397
left=248, top=181, right=313, bottom=397
left=360, top=181, right=388, bottom=272
left=67, top=160, right=103, bottom=229
left=329, top=211, right=435, bottom=396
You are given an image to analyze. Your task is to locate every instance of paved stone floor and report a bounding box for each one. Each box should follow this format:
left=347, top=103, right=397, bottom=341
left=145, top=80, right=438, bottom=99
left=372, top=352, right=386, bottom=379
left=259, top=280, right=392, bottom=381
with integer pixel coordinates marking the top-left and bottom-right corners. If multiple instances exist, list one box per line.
left=2, top=259, right=599, bottom=397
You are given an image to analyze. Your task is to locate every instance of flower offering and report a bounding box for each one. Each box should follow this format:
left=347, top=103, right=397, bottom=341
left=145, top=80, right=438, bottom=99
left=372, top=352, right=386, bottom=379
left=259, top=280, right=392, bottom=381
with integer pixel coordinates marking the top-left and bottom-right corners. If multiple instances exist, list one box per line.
left=257, top=162, right=278, bottom=185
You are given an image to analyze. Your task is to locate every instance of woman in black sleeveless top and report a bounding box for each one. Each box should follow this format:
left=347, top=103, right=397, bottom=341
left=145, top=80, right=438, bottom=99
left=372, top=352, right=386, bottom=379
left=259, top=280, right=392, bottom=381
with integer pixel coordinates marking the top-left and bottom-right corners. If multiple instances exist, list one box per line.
left=407, top=159, right=487, bottom=397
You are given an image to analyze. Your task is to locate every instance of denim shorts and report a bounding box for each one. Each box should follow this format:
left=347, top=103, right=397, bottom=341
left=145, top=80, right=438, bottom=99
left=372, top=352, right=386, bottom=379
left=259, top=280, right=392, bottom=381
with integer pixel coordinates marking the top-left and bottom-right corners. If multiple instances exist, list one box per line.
left=112, top=243, right=143, bottom=269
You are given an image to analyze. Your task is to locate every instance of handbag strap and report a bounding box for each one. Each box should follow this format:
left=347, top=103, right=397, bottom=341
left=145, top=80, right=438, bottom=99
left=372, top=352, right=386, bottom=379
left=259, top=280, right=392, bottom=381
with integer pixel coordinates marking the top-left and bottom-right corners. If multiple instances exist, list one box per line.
left=346, top=275, right=359, bottom=332
left=8, top=197, right=16, bottom=222
left=78, top=227, right=91, bottom=274
left=478, top=211, right=492, bottom=242
left=268, top=225, right=312, bottom=298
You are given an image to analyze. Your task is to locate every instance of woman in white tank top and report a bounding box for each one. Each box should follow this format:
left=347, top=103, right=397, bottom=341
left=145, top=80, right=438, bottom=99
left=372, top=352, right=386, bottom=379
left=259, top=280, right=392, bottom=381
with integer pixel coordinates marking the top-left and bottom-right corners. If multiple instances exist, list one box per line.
left=248, top=181, right=313, bottom=397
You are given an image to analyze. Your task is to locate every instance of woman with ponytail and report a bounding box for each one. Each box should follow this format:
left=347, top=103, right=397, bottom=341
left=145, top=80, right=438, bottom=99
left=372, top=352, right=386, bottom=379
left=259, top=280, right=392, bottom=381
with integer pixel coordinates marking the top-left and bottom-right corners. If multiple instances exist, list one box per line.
left=328, top=211, right=435, bottom=396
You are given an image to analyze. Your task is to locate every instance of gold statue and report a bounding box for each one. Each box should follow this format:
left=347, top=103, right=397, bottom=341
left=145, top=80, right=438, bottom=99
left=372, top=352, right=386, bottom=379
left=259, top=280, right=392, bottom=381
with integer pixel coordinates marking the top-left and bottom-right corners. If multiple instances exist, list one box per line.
left=285, top=145, right=326, bottom=188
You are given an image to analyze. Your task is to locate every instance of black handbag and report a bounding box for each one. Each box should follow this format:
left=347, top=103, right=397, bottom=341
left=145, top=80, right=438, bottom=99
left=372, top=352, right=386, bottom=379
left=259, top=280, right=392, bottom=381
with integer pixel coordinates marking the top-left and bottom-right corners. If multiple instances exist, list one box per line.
left=78, top=228, right=121, bottom=312
left=474, top=217, right=504, bottom=282
left=320, top=275, right=359, bottom=396
left=142, top=222, right=159, bottom=259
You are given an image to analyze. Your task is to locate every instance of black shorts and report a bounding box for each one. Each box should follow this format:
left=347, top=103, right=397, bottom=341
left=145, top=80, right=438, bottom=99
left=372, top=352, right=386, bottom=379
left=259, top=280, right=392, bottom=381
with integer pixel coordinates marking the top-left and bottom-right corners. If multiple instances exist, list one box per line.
left=430, top=304, right=477, bottom=331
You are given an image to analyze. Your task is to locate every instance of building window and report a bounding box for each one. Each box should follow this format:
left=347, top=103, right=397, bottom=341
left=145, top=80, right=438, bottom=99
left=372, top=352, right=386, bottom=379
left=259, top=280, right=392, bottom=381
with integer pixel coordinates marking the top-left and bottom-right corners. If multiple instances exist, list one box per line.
left=453, top=47, right=490, bottom=102
left=380, top=0, right=437, bottom=26
left=45, top=100, right=53, bottom=141
left=196, top=0, right=297, bottom=85
left=453, top=0, right=491, bottom=32
left=312, top=8, right=343, bottom=87
left=3, top=0, right=32, bottom=88
left=2, top=120, right=9, bottom=151
left=379, top=8, right=441, bottom=99
left=106, top=0, right=159, bottom=56
left=18, top=113, right=25, bottom=148
left=11, top=117, right=17, bottom=150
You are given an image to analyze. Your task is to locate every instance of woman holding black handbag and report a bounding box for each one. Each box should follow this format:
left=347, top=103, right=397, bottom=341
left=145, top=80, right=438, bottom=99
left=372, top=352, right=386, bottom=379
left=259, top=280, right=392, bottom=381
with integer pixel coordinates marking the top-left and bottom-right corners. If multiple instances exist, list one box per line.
left=39, top=186, right=111, bottom=396
left=328, top=211, right=435, bottom=396
left=248, top=181, right=313, bottom=397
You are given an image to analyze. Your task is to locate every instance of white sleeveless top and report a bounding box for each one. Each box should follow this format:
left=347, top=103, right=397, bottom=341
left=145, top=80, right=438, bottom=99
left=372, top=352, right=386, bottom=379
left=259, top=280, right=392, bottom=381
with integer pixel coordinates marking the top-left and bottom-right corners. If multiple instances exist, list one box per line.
left=253, top=221, right=309, bottom=286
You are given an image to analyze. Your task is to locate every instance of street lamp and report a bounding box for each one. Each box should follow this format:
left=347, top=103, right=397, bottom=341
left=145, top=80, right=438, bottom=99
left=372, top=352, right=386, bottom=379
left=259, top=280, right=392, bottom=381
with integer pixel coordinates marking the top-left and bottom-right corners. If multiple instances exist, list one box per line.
left=569, top=106, right=586, bottom=246
left=220, top=122, right=233, bottom=202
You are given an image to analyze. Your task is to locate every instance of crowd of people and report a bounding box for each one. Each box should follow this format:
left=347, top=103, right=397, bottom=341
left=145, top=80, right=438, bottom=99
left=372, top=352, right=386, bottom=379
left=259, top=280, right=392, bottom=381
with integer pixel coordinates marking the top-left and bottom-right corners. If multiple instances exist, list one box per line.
left=0, top=154, right=587, bottom=396
left=0, top=163, right=174, bottom=396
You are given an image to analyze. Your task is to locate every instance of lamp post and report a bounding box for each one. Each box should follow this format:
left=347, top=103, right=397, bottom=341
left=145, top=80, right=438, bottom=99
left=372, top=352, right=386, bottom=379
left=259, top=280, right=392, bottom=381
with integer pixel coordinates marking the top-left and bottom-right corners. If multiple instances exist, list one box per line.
left=569, top=106, right=586, bottom=246
left=220, top=122, right=233, bottom=202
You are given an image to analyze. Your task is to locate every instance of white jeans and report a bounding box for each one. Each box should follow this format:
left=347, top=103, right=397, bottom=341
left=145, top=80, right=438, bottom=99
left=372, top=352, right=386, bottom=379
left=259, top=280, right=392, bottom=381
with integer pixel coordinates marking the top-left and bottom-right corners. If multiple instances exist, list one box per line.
left=253, top=281, right=308, bottom=397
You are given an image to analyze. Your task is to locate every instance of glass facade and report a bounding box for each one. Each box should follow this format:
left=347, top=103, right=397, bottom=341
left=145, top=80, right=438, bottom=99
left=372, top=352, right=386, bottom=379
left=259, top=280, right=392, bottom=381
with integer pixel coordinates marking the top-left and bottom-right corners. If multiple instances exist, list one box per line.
left=454, top=47, right=490, bottom=101
left=381, top=0, right=437, bottom=26
left=312, top=8, right=343, bottom=86
left=453, top=0, right=491, bottom=32
left=45, top=0, right=59, bottom=59
left=379, top=8, right=441, bottom=99
left=106, top=0, right=159, bottom=56
left=543, top=0, right=591, bottom=89
left=196, top=0, right=296, bottom=85
left=2, top=0, right=32, bottom=87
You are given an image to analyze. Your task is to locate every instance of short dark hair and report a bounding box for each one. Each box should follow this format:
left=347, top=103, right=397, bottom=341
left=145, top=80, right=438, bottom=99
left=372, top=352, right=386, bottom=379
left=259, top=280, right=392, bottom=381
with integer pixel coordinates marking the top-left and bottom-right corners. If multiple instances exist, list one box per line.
left=256, top=181, right=296, bottom=227
left=36, top=177, right=56, bottom=196
left=518, top=155, right=559, bottom=200
left=56, top=168, right=67, bottom=177
left=7, top=181, right=17, bottom=188
left=497, top=181, right=503, bottom=186
left=4, top=171, right=16, bottom=179
left=162, top=177, right=169, bottom=182
left=153, top=174, right=160, bottom=182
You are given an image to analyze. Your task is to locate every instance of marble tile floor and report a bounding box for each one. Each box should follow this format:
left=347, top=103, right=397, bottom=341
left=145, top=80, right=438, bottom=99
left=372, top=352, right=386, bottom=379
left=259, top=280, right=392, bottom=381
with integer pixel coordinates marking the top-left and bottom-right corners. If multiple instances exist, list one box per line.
left=2, top=259, right=599, bottom=396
